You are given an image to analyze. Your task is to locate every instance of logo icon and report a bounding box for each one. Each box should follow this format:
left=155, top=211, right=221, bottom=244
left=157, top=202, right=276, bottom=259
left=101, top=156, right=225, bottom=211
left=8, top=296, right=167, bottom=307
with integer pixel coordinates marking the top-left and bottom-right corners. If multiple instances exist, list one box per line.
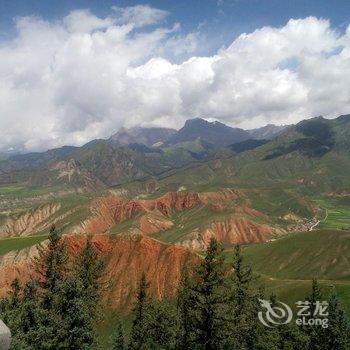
left=258, top=299, right=293, bottom=328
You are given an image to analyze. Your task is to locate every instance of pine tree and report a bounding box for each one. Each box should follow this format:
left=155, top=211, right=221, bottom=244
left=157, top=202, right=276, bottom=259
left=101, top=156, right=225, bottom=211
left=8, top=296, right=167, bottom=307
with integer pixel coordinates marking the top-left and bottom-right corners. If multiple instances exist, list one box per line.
left=0, top=228, right=105, bottom=350
left=304, top=279, right=326, bottom=350
left=0, top=297, right=7, bottom=319
left=72, top=236, right=105, bottom=348
left=112, top=321, right=126, bottom=350
left=277, top=322, right=310, bottom=350
left=75, top=236, right=104, bottom=308
left=177, top=267, right=194, bottom=349
left=34, top=225, right=68, bottom=310
left=13, top=280, right=50, bottom=350
left=231, top=244, right=253, bottom=316
left=322, top=290, right=350, bottom=350
left=27, top=225, right=70, bottom=349
left=0, top=278, right=21, bottom=325
left=244, top=289, right=280, bottom=350
left=129, top=273, right=151, bottom=350
left=57, top=276, right=95, bottom=350
left=9, top=278, right=21, bottom=308
left=307, top=279, right=323, bottom=316
left=1, top=279, right=55, bottom=350
left=148, top=299, right=180, bottom=349
left=267, top=294, right=309, bottom=350
left=189, top=238, right=229, bottom=350
left=227, top=244, right=255, bottom=349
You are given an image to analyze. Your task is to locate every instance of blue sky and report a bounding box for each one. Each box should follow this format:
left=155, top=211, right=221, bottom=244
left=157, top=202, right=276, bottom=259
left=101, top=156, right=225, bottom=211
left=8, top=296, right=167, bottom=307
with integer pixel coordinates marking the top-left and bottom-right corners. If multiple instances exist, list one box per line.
left=1, top=0, right=350, bottom=54
left=0, top=1, right=350, bottom=152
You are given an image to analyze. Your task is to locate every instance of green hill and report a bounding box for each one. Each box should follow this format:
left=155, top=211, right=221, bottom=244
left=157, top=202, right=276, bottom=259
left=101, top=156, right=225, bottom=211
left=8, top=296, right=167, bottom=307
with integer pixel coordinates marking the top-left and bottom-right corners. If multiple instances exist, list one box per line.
left=229, top=228, right=350, bottom=315
left=1, top=115, right=350, bottom=194
left=242, top=229, right=350, bottom=280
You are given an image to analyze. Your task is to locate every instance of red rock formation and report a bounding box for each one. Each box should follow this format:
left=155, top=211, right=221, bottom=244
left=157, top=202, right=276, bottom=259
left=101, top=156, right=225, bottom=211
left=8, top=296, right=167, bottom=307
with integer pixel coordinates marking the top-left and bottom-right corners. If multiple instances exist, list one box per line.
left=203, top=217, right=273, bottom=244
left=0, top=203, right=62, bottom=237
left=0, top=245, right=40, bottom=296
left=83, top=196, right=143, bottom=234
left=75, top=189, right=280, bottom=248
left=138, top=214, right=173, bottom=235
left=0, top=234, right=199, bottom=309
left=180, top=216, right=278, bottom=250
left=235, top=205, right=264, bottom=217
left=198, top=189, right=239, bottom=203
left=82, top=191, right=202, bottom=234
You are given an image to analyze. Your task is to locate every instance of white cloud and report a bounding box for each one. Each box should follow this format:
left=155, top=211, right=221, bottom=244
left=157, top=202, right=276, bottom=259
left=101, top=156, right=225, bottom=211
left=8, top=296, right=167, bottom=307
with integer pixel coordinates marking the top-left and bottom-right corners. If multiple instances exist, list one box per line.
left=0, top=9, right=349, bottom=152
left=63, top=9, right=115, bottom=33
left=112, top=5, right=169, bottom=28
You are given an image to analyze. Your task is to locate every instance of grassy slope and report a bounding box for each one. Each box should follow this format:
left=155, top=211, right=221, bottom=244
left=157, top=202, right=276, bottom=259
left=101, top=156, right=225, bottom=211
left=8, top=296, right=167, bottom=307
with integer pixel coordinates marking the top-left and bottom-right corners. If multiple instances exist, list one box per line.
left=141, top=117, right=350, bottom=196
left=242, top=230, right=350, bottom=280
left=0, top=184, right=92, bottom=232
left=0, top=235, right=46, bottom=256
left=233, top=229, right=350, bottom=315
left=315, top=197, right=350, bottom=230
left=152, top=205, right=215, bottom=243
left=2, top=117, right=350, bottom=348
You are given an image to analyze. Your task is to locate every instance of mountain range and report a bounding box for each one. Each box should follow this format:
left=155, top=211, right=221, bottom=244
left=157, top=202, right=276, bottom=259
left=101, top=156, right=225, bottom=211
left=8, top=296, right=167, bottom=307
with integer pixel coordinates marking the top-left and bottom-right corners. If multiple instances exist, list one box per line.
left=1, top=115, right=349, bottom=193
left=0, top=117, right=289, bottom=188
left=1, top=113, right=350, bottom=347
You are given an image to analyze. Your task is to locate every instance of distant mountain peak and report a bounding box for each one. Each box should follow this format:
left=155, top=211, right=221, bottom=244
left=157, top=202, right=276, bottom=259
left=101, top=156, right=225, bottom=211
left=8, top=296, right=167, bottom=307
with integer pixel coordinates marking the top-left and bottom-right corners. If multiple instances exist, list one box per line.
left=168, top=117, right=250, bottom=147
left=109, top=126, right=176, bottom=147
left=184, top=118, right=210, bottom=126
left=248, top=124, right=289, bottom=140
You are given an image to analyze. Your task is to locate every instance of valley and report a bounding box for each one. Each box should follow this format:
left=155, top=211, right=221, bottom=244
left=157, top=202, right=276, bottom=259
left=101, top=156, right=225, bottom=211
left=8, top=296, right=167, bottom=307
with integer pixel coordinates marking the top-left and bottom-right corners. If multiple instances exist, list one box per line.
left=2, top=3, right=350, bottom=347
left=1, top=115, right=350, bottom=347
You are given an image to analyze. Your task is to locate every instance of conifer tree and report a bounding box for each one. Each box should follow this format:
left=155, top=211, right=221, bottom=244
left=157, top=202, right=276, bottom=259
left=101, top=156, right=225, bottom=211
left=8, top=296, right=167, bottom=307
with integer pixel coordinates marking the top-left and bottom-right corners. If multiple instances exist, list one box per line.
left=76, top=236, right=104, bottom=308
left=177, top=267, right=194, bottom=349
left=227, top=244, right=255, bottom=349
left=189, top=238, right=229, bottom=350
left=112, top=321, right=126, bottom=350
left=72, top=236, right=105, bottom=348
left=302, top=280, right=350, bottom=350
left=231, top=244, right=253, bottom=315
left=9, top=278, right=21, bottom=309
left=307, top=279, right=323, bottom=315
left=267, top=294, right=309, bottom=350
left=57, top=276, right=95, bottom=350
left=34, top=225, right=68, bottom=310
left=243, top=290, right=279, bottom=350
left=304, top=279, right=326, bottom=350
left=277, top=323, right=310, bottom=350
left=0, top=228, right=106, bottom=350
left=1, top=279, right=56, bottom=350
left=322, top=290, right=350, bottom=350
left=13, top=280, right=48, bottom=350
left=0, top=278, right=21, bottom=326
left=148, top=299, right=180, bottom=349
left=129, top=273, right=151, bottom=350
left=27, top=225, right=70, bottom=348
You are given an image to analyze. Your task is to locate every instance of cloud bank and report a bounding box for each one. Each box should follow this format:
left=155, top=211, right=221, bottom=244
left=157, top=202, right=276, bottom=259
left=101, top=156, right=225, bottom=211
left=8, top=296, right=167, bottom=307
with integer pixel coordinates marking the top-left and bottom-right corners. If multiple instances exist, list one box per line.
left=0, top=5, right=350, bottom=152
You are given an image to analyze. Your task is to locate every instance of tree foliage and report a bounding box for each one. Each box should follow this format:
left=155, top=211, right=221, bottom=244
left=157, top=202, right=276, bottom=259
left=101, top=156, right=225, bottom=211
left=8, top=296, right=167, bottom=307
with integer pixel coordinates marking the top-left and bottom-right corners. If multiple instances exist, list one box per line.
left=0, top=227, right=104, bottom=350
left=128, top=273, right=152, bottom=350
left=2, top=233, right=350, bottom=349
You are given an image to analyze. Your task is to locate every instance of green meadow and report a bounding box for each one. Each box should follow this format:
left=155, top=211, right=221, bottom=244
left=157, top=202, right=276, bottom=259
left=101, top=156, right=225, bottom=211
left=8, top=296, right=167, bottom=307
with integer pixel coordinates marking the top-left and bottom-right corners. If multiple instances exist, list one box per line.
left=315, top=197, right=350, bottom=230
left=0, top=235, right=46, bottom=256
left=233, top=229, right=350, bottom=315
